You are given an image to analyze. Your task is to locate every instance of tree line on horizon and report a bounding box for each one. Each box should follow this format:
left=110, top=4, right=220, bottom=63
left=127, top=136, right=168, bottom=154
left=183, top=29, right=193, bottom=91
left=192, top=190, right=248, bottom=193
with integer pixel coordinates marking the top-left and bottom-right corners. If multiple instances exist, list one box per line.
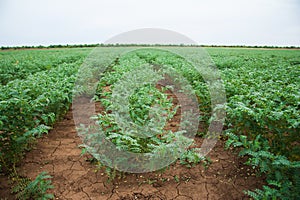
left=1, top=43, right=299, bottom=50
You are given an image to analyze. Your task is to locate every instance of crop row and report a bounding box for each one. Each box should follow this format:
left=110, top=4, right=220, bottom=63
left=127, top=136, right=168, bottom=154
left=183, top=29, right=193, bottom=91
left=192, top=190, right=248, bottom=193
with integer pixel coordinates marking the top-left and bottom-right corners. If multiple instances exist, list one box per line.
left=0, top=49, right=88, bottom=173
left=208, top=48, right=300, bottom=199
left=91, top=47, right=300, bottom=198
left=78, top=48, right=206, bottom=173
left=0, top=48, right=90, bottom=85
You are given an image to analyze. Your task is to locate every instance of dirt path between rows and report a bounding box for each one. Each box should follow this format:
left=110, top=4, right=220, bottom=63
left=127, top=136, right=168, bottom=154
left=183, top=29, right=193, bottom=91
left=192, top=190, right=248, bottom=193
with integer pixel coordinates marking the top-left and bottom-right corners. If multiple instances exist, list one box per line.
left=1, top=95, right=265, bottom=199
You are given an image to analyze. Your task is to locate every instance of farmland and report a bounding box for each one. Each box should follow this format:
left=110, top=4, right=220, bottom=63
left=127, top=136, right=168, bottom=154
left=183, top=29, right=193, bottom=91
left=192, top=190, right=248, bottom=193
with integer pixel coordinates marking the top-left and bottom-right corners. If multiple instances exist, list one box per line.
left=0, top=47, right=299, bottom=199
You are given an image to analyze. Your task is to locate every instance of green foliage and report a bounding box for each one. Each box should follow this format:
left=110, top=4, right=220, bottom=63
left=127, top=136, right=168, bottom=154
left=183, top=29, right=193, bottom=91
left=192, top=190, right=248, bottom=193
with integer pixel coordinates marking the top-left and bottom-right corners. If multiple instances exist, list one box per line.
left=0, top=48, right=89, bottom=85
left=226, top=132, right=300, bottom=199
left=94, top=50, right=192, bottom=155
left=180, top=148, right=203, bottom=167
left=1, top=47, right=299, bottom=198
left=78, top=49, right=206, bottom=175
left=0, top=125, right=50, bottom=173
left=217, top=48, right=300, bottom=159
left=129, top=84, right=173, bottom=126
left=13, top=172, right=54, bottom=200
left=209, top=48, right=300, bottom=199
left=0, top=49, right=88, bottom=174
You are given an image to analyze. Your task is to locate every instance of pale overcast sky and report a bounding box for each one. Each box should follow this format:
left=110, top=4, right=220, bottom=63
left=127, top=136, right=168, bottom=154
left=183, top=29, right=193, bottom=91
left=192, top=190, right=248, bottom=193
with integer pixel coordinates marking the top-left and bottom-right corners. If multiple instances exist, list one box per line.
left=0, top=0, right=299, bottom=46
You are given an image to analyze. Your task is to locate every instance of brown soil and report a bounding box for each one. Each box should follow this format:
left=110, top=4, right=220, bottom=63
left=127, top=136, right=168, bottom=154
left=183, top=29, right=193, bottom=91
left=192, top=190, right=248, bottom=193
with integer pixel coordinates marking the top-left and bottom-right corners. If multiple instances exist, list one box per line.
left=0, top=91, right=265, bottom=199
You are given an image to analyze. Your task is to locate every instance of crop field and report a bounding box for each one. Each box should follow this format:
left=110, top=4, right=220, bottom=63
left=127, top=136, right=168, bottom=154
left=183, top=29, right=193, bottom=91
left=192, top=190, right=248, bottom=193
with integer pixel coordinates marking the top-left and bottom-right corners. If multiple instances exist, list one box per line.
left=0, top=47, right=299, bottom=199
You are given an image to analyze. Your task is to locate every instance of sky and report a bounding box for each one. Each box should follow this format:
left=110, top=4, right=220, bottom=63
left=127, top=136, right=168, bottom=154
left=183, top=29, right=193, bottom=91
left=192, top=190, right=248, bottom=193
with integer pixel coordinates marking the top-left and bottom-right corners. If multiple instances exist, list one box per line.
left=0, top=0, right=299, bottom=47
